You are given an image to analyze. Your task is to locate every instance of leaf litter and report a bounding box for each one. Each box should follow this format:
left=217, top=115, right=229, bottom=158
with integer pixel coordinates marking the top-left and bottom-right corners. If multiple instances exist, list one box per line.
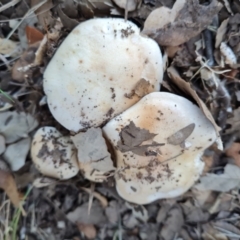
left=117, top=121, right=164, bottom=156
left=1, top=0, right=240, bottom=239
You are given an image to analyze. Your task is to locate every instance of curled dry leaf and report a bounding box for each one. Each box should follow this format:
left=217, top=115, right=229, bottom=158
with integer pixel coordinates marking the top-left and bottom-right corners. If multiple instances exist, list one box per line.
left=57, top=6, right=79, bottom=30
left=215, top=18, right=229, bottom=48
left=25, top=26, right=44, bottom=44
left=143, top=0, right=222, bottom=46
left=31, top=0, right=54, bottom=30
left=167, top=66, right=222, bottom=150
left=0, top=160, right=24, bottom=214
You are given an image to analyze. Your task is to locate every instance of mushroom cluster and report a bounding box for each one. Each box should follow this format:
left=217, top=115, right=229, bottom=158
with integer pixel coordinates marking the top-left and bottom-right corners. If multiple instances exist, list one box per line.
left=31, top=18, right=222, bottom=204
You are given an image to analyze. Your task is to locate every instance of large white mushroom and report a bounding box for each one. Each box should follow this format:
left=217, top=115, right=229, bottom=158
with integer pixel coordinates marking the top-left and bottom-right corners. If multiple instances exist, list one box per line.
left=35, top=17, right=223, bottom=205
left=43, top=18, right=163, bottom=132
left=103, top=92, right=220, bottom=204
left=31, top=127, right=79, bottom=179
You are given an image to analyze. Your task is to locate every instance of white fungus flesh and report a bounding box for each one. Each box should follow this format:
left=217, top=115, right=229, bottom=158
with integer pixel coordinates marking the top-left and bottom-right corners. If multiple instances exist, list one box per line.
left=31, top=127, right=79, bottom=180
left=103, top=92, right=219, bottom=205
left=44, top=18, right=163, bottom=132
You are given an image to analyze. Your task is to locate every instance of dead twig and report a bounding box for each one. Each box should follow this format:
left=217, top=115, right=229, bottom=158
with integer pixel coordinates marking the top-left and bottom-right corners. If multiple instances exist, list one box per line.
left=0, top=0, right=21, bottom=13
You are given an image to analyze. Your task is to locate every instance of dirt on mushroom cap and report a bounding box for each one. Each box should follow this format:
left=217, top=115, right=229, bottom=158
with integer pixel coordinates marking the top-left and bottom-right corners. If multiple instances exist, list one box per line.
left=31, top=127, right=79, bottom=180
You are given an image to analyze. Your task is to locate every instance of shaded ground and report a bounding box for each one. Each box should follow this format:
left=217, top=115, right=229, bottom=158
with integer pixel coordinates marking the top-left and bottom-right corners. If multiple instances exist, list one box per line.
left=1, top=0, right=240, bottom=239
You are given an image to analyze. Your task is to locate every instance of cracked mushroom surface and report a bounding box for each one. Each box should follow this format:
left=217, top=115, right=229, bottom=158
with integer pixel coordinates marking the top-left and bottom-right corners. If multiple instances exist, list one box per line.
left=43, top=18, right=163, bottom=132
left=31, top=127, right=79, bottom=180
left=103, top=92, right=220, bottom=204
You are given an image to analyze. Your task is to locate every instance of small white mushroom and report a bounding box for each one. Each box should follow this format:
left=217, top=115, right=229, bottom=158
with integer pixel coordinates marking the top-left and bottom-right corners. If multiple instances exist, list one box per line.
left=103, top=92, right=220, bottom=204
left=43, top=18, right=163, bottom=132
left=31, top=127, right=79, bottom=180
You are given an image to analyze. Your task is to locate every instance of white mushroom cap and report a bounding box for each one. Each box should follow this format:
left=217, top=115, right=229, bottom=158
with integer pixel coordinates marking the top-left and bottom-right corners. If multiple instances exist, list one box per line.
left=44, top=18, right=163, bottom=132
left=31, top=127, right=79, bottom=179
left=103, top=92, right=219, bottom=204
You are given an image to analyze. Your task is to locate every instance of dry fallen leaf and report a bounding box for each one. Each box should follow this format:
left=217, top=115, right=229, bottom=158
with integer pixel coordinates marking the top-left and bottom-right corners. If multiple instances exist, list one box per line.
left=0, top=134, right=6, bottom=155
left=105, top=200, right=119, bottom=224
left=67, top=201, right=107, bottom=225
left=213, top=221, right=240, bottom=236
left=33, top=177, right=57, bottom=188
left=3, top=137, right=31, bottom=171
left=31, top=0, right=54, bottom=30
left=167, top=123, right=195, bottom=145
left=0, top=160, right=24, bottom=214
left=202, top=223, right=228, bottom=240
left=181, top=200, right=210, bottom=223
left=143, top=0, right=222, bottom=46
left=71, top=128, right=115, bottom=182
left=225, top=142, right=240, bottom=167
left=11, top=41, right=40, bottom=82
left=25, top=26, right=44, bottom=44
left=126, top=202, right=149, bottom=223
left=167, top=66, right=222, bottom=150
left=118, top=121, right=156, bottom=148
left=0, top=111, right=38, bottom=143
left=57, top=6, right=79, bottom=30
left=77, top=222, right=97, bottom=239
left=160, top=206, right=184, bottom=240
left=215, top=18, right=229, bottom=48
left=143, top=0, right=186, bottom=32
left=195, top=164, right=240, bottom=192
left=226, top=107, right=240, bottom=134
left=117, top=121, right=164, bottom=156
left=220, top=42, right=237, bottom=67
left=0, top=38, right=22, bottom=57
left=157, top=200, right=176, bottom=224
